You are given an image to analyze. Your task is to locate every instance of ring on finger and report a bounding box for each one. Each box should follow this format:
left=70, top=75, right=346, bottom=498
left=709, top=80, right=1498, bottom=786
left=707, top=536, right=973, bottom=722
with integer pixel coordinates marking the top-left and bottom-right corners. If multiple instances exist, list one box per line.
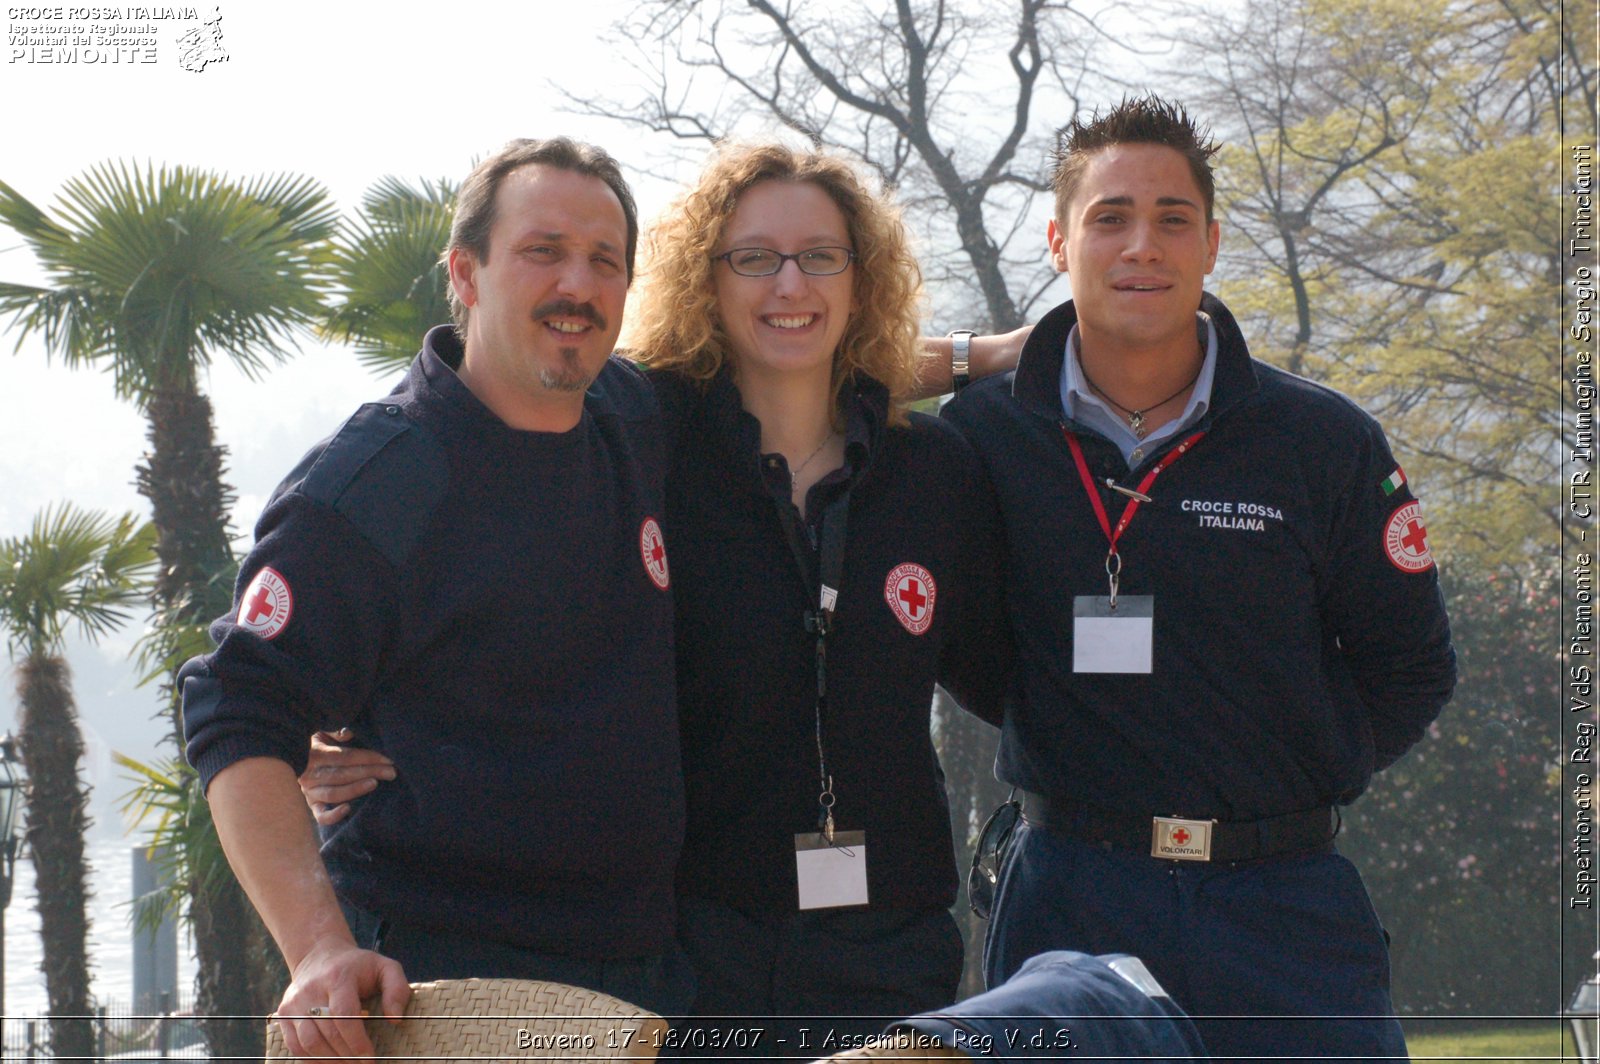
left=305, top=1005, right=332, bottom=1018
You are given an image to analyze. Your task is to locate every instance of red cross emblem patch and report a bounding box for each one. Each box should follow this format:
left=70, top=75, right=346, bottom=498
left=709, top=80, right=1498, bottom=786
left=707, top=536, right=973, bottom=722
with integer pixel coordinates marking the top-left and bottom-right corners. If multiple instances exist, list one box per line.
left=1383, top=500, right=1435, bottom=573
left=884, top=562, right=936, bottom=635
left=640, top=517, right=670, bottom=590
left=237, top=566, right=292, bottom=640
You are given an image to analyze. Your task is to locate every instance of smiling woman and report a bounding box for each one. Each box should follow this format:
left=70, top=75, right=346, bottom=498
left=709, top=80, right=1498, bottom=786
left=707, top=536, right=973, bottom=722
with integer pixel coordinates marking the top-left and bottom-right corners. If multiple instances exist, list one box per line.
left=624, top=144, right=1012, bottom=1053
left=707, top=179, right=858, bottom=486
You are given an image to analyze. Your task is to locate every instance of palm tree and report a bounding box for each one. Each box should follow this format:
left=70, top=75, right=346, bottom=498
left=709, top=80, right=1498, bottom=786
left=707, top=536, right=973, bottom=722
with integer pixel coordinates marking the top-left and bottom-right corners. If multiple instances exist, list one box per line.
left=324, top=174, right=456, bottom=373
left=0, top=504, right=154, bottom=1061
left=0, top=161, right=338, bottom=1061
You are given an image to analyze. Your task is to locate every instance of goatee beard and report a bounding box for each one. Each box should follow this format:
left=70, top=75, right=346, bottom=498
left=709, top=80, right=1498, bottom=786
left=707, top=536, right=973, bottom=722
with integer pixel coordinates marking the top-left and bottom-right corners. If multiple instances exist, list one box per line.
left=540, top=347, right=595, bottom=393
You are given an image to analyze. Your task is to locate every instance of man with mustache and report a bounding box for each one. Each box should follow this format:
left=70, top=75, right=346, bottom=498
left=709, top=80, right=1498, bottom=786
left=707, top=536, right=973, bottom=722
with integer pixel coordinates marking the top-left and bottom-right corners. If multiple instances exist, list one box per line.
left=180, top=138, right=690, bottom=1060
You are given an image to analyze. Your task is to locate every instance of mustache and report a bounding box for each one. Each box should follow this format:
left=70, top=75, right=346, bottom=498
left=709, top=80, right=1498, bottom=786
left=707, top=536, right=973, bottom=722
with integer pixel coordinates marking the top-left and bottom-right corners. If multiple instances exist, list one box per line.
left=532, top=300, right=606, bottom=330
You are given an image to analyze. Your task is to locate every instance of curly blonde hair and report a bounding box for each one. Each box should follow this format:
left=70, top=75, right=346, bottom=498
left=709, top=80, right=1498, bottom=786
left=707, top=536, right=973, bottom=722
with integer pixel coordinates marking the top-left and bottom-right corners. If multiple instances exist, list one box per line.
left=626, top=143, right=922, bottom=424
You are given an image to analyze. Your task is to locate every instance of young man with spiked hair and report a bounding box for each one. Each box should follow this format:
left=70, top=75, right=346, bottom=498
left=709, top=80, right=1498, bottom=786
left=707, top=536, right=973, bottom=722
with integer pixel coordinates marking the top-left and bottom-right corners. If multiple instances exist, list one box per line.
left=942, top=95, right=1455, bottom=1061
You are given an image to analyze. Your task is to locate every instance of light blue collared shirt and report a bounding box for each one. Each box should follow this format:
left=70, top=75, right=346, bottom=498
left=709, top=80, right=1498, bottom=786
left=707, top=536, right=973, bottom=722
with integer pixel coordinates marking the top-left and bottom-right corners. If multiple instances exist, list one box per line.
left=1059, top=312, right=1219, bottom=467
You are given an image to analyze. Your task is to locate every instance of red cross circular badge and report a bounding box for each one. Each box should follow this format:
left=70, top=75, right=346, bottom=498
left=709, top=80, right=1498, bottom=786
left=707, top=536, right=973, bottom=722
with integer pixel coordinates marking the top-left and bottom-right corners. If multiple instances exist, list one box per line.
left=640, top=517, right=670, bottom=590
left=1383, top=501, right=1435, bottom=573
left=237, top=566, right=293, bottom=640
left=884, top=562, right=936, bottom=635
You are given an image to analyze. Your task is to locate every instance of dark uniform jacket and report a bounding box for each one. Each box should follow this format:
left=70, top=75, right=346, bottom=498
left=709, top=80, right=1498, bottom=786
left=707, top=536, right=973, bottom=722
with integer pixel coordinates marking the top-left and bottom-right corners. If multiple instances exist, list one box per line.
left=182, top=326, right=684, bottom=959
left=942, top=293, right=1455, bottom=821
left=659, top=369, right=1012, bottom=913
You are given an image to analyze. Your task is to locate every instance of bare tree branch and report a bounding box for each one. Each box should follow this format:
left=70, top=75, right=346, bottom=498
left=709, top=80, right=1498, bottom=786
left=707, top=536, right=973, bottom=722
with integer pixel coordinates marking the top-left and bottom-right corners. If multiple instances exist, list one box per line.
left=558, top=0, right=1127, bottom=329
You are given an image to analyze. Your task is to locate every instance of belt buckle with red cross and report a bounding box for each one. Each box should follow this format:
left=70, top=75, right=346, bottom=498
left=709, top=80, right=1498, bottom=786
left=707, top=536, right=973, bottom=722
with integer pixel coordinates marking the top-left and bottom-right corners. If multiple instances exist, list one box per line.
left=1151, top=816, right=1215, bottom=861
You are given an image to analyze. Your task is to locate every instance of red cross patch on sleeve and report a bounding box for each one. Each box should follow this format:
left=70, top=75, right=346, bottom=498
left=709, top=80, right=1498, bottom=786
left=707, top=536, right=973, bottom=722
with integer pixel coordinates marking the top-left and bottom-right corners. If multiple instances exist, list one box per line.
left=640, top=517, right=670, bottom=591
left=1383, top=501, right=1435, bottom=573
left=237, top=566, right=293, bottom=640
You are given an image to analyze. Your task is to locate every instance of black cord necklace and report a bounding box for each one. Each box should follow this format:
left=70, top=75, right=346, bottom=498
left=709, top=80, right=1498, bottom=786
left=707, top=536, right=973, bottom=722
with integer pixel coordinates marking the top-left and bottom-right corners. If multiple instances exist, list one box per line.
left=1079, top=359, right=1204, bottom=439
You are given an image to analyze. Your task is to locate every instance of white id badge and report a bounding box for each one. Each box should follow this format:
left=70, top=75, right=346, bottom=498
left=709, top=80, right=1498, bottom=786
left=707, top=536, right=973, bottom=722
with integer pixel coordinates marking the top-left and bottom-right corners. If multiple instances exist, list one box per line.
left=794, top=831, right=869, bottom=910
left=1073, top=595, right=1154, bottom=673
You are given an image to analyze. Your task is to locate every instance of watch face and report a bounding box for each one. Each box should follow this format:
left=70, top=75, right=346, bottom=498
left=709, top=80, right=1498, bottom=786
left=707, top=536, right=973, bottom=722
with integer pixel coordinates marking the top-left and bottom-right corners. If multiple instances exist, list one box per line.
left=951, top=330, right=973, bottom=365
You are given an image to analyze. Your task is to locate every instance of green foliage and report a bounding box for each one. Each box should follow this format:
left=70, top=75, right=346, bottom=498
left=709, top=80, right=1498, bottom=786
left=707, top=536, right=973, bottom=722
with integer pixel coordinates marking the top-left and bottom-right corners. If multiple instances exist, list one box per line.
left=0, top=160, right=332, bottom=1054
left=1342, top=568, right=1563, bottom=1014
left=1183, top=0, right=1581, bottom=570
left=114, top=752, right=223, bottom=934
left=323, top=175, right=456, bottom=374
left=0, top=504, right=154, bottom=660
left=0, top=162, right=338, bottom=403
left=131, top=553, right=235, bottom=691
left=0, top=507, right=151, bottom=1059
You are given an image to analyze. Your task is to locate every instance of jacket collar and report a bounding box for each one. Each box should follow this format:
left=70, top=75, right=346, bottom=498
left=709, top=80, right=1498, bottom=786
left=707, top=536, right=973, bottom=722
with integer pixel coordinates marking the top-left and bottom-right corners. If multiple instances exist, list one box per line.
left=1011, top=292, right=1261, bottom=430
left=701, top=365, right=888, bottom=469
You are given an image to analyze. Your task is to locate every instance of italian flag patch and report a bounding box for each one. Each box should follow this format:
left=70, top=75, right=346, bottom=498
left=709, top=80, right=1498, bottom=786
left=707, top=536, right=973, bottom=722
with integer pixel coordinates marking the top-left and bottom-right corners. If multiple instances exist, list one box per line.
left=1381, top=467, right=1406, bottom=496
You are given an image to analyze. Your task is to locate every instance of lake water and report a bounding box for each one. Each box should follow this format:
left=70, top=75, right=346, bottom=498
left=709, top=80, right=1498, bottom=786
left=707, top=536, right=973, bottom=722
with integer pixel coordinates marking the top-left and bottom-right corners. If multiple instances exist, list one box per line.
left=2, top=836, right=197, bottom=1018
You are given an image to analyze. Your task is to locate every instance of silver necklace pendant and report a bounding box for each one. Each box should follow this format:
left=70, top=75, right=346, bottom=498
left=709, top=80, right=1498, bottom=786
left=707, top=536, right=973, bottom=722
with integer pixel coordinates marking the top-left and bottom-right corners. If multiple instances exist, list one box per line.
left=790, top=430, right=837, bottom=490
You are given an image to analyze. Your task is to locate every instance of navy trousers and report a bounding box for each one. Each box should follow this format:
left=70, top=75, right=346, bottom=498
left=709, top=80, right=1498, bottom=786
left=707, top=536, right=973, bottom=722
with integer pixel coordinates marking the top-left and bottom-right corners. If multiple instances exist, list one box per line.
left=985, top=821, right=1406, bottom=1063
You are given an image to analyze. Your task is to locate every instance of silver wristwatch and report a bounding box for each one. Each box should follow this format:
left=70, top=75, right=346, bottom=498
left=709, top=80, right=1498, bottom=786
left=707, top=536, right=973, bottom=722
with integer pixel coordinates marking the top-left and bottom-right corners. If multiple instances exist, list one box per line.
left=948, top=329, right=976, bottom=392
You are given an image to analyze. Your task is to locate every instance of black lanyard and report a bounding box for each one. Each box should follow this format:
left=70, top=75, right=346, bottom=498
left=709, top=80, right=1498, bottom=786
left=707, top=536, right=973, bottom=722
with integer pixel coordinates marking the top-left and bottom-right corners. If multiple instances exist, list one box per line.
left=773, top=487, right=852, bottom=843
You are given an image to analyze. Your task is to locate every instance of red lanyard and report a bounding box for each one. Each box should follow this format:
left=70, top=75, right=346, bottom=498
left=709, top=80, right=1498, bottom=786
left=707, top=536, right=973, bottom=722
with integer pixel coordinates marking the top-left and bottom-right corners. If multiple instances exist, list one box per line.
left=1064, top=428, right=1205, bottom=599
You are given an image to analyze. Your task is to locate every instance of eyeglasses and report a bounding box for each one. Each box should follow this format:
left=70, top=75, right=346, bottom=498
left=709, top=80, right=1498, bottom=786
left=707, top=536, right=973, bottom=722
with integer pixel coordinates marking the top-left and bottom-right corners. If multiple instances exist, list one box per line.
left=967, top=791, right=1022, bottom=919
left=713, top=246, right=856, bottom=277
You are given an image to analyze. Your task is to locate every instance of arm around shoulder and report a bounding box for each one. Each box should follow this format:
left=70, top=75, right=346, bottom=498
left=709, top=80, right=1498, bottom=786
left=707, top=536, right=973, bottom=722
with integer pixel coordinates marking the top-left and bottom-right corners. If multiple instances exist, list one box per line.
left=913, top=325, right=1034, bottom=400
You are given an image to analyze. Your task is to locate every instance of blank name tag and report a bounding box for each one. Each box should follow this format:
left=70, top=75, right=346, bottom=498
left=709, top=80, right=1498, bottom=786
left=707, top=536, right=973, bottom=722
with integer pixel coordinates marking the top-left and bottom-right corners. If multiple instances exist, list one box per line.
left=794, top=831, right=869, bottom=910
left=1073, top=595, right=1154, bottom=673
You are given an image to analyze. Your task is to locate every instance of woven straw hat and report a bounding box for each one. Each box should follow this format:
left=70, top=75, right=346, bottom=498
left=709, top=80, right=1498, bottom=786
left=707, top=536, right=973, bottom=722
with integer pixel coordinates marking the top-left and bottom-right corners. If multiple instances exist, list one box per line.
left=265, top=978, right=667, bottom=1062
